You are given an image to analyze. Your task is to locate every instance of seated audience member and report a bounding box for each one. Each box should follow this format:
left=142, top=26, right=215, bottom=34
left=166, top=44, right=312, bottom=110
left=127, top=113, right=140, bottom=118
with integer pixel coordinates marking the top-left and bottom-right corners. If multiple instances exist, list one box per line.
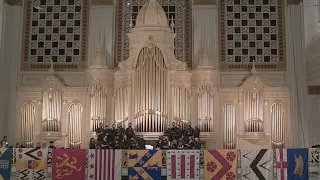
left=0, top=136, right=8, bottom=148
left=89, top=138, right=96, bottom=149
left=42, top=143, right=47, bottom=148
left=36, top=142, right=41, bottom=149
left=48, top=141, right=55, bottom=149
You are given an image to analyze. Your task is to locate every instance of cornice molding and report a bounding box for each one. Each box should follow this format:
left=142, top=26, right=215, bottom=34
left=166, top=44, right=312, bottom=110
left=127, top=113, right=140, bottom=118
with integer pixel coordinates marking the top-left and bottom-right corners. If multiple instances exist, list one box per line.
left=4, top=0, right=22, bottom=6
left=91, top=0, right=114, bottom=6
left=193, top=0, right=216, bottom=5
left=309, top=86, right=320, bottom=94
left=287, top=0, right=302, bottom=5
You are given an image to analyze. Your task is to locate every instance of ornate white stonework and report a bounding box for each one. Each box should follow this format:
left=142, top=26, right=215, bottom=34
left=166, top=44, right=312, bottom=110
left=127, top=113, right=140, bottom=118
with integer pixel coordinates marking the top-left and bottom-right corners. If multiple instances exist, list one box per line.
left=14, top=0, right=291, bottom=149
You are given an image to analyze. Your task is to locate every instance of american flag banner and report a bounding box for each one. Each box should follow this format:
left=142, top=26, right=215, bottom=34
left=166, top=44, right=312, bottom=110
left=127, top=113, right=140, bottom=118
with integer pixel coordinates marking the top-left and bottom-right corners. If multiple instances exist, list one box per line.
left=166, top=150, right=200, bottom=180
left=87, top=149, right=122, bottom=180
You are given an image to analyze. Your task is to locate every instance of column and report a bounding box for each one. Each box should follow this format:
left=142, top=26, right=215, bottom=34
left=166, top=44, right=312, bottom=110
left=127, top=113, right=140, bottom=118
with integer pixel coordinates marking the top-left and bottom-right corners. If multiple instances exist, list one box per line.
left=88, top=5, right=115, bottom=68
left=285, top=4, right=309, bottom=148
left=192, top=5, right=218, bottom=68
left=0, top=2, right=23, bottom=143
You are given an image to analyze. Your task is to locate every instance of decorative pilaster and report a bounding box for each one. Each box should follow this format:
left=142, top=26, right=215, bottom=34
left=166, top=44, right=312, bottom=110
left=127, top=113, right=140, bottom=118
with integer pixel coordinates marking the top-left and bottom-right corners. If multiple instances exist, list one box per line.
left=285, top=4, right=309, bottom=148
left=88, top=5, right=115, bottom=68
left=192, top=5, right=218, bottom=68
left=1, top=2, right=23, bottom=143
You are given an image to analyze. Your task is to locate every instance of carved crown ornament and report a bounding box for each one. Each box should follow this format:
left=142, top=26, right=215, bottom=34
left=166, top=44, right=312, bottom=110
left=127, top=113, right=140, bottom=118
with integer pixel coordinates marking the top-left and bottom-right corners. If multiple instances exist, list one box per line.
left=241, top=75, right=266, bottom=92
left=197, top=84, right=216, bottom=97
left=88, top=83, right=107, bottom=98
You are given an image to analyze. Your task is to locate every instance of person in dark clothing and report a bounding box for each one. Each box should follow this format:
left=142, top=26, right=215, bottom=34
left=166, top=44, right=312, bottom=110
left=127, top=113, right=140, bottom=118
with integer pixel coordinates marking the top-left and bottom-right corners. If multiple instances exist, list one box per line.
left=89, top=138, right=96, bottom=149
left=96, top=123, right=104, bottom=142
left=125, top=123, right=135, bottom=140
left=48, top=141, right=55, bottom=149
left=194, top=137, right=201, bottom=149
left=194, top=125, right=200, bottom=138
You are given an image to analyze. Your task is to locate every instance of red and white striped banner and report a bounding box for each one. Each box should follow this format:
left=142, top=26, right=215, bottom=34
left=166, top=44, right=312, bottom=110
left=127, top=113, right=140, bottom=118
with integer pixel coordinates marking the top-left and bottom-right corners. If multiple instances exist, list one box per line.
left=88, top=149, right=122, bottom=180
left=166, top=150, right=200, bottom=180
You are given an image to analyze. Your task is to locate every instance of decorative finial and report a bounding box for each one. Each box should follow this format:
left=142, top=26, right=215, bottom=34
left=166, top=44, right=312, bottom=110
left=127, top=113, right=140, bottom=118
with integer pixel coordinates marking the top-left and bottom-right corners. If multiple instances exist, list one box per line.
left=49, top=60, right=55, bottom=73
left=251, top=60, right=257, bottom=74
left=197, top=40, right=214, bottom=69
left=170, top=16, right=174, bottom=31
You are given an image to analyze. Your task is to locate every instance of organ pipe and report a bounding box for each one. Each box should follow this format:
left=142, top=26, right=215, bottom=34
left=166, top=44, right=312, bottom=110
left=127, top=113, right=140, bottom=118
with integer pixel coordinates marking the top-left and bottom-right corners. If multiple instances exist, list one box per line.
left=173, top=87, right=191, bottom=127
left=115, top=87, right=129, bottom=127
left=68, top=102, right=83, bottom=149
left=223, top=104, right=236, bottom=149
left=89, top=84, right=107, bottom=132
left=197, top=85, right=214, bottom=132
left=21, top=102, right=36, bottom=147
left=271, top=100, right=285, bottom=148
left=42, top=89, right=62, bottom=132
left=244, top=90, right=264, bottom=132
left=134, top=46, right=167, bottom=132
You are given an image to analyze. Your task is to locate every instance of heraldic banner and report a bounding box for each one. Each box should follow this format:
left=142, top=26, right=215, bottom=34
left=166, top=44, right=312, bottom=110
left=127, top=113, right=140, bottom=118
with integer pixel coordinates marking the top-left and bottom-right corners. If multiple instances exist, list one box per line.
left=0, top=148, right=13, bottom=180
left=204, top=149, right=237, bottom=180
left=166, top=150, right=200, bottom=180
left=241, top=149, right=273, bottom=180
left=15, top=148, right=48, bottom=180
left=87, top=149, right=122, bottom=180
left=52, top=149, right=86, bottom=180
left=287, top=148, right=309, bottom=180
left=127, top=150, right=162, bottom=180
left=274, top=149, right=288, bottom=180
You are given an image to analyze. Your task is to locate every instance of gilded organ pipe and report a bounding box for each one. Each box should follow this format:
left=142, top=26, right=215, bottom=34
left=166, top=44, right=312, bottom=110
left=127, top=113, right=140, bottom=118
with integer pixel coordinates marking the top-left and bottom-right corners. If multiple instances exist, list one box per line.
left=42, top=90, right=62, bottom=132
left=134, top=46, right=167, bottom=132
left=223, top=104, right=236, bottom=149
left=89, top=84, right=107, bottom=131
left=271, top=101, right=285, bottom=148
left=197, top=86, right=214, bottom=132
left=21, top=102, right=35, bottom=146
left=68, top=103, right=83, bottom=149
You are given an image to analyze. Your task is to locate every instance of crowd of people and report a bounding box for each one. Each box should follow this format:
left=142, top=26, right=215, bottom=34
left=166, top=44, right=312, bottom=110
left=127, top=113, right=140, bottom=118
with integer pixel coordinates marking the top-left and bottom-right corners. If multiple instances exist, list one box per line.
left=91, top=122, right=202, bottom=150
left=0, top=136, right=57, bottom=149
left=1, top=121, right=202, bottom=150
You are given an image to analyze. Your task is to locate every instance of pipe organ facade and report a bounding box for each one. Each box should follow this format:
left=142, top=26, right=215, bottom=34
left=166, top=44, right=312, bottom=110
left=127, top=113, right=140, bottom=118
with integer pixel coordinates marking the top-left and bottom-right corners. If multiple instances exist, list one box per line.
left=133, top=46, right=168, bottom=132
left=21, top=102, right=36, bottom=147
left=68, top=101, right=83, bottom=149
left=14, top=0, right=291, bottom=149
left=41, top=73, right=63, bottom=132
left=89, top=83, right=107, bottom=132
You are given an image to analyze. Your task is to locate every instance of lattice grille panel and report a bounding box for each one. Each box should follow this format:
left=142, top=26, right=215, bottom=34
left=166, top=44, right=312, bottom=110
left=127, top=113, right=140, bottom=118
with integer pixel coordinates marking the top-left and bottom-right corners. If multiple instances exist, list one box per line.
left=21, top=0, right=88, bottom=71
left=219, top=0, right=285, bottom=70
left=116, top=0, right=191, bottom=66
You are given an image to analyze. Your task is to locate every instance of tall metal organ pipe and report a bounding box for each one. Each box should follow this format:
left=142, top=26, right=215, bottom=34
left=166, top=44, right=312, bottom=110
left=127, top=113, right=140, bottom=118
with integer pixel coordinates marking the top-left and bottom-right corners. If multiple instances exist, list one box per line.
left=134, top=46, right=167, bottom=132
